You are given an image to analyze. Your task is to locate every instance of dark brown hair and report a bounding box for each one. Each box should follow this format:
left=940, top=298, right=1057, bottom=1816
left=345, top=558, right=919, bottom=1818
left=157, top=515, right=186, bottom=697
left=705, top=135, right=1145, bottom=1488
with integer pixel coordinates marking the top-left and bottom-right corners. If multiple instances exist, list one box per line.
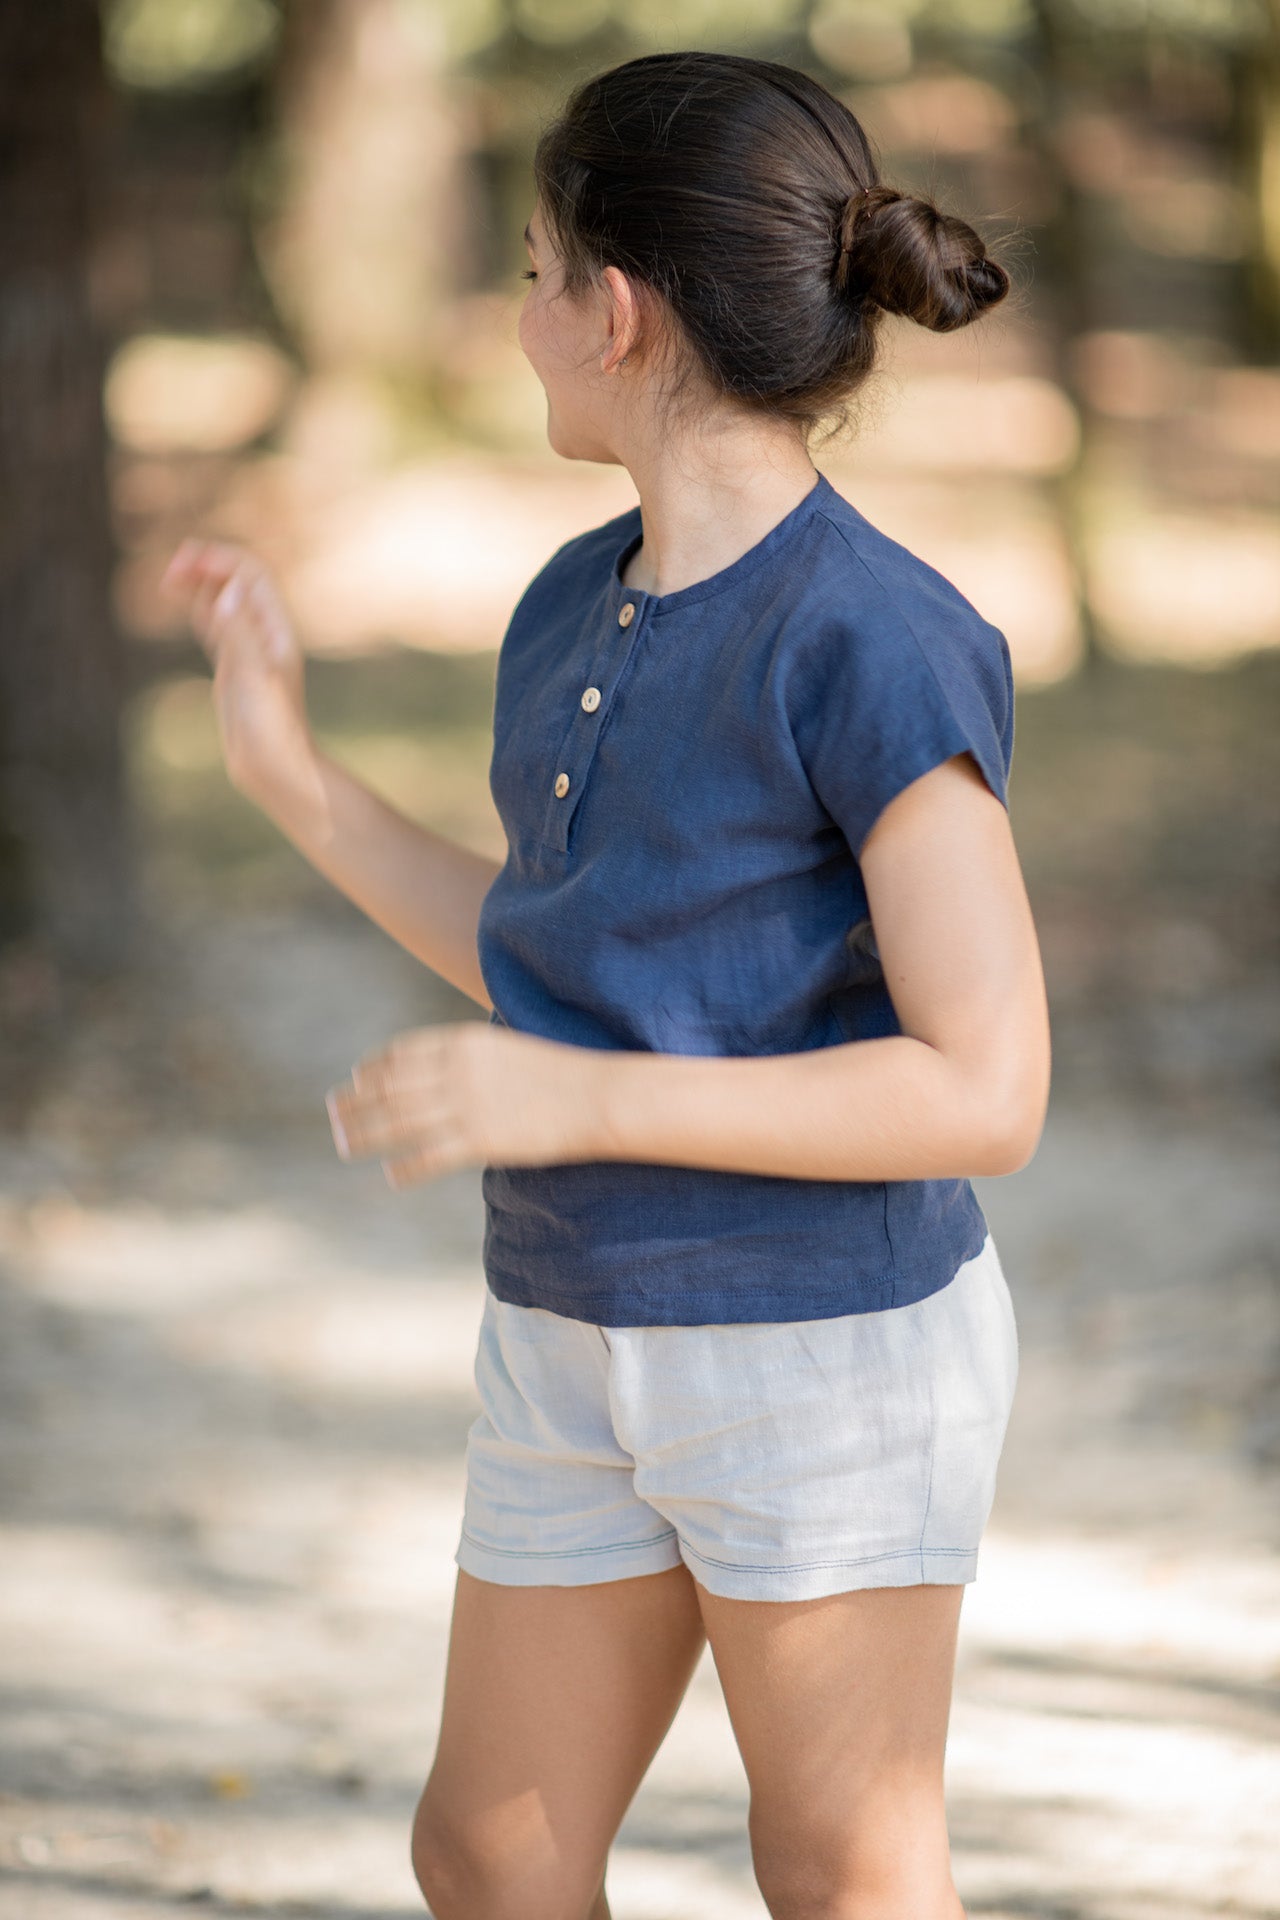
left=533, top=49, right=1012, bottom=441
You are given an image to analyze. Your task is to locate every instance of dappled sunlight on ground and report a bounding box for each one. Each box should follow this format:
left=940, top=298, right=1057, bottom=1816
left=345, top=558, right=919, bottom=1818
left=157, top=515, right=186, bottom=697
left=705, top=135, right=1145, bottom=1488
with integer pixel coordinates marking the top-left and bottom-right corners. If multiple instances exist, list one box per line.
left=2, top=883, right=1278, bottom=1918
left=12, top=12, right=1277, bottom=1909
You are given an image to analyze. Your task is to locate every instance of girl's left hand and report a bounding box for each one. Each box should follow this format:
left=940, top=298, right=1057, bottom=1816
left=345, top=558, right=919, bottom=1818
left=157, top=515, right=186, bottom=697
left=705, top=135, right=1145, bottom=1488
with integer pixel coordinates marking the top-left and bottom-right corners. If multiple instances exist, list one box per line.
left=324, top=1021, right=608, bottom=1188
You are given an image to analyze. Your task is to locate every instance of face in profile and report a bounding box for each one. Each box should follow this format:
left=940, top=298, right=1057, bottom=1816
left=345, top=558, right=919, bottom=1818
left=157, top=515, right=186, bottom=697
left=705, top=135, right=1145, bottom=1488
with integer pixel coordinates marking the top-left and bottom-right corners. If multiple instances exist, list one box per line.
left=516, top=203, right=626, bottom=465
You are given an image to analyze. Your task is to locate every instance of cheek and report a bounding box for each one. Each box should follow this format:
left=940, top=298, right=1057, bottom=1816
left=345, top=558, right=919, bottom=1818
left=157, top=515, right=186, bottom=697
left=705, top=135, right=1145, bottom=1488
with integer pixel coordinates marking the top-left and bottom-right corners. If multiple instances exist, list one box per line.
left=519, top=301, right=556, bottom=381
left=517, top=295, right=537, bottom=363
left=518, top=290, right=581, bottom=387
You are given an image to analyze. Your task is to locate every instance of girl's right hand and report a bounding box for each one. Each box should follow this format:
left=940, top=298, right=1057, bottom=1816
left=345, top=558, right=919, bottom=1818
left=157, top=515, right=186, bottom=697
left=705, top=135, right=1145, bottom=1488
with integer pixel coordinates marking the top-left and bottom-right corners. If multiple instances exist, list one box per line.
left=160, top=539, right=315, bottom=801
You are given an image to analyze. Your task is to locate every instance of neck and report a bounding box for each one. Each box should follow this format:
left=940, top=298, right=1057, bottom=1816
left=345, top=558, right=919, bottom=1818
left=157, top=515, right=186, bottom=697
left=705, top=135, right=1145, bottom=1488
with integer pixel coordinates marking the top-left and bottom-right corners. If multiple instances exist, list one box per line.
left=617, top=416, right=820, bottom=599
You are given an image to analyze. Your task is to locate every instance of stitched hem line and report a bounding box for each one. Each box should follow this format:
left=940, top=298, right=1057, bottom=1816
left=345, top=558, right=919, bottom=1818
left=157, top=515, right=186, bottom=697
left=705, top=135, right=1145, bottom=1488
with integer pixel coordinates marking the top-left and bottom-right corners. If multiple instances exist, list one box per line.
left=458, top=1525, right=678, bottom=1562
left=678, top=1540, right=978, bottom=1576
left=484, top=1255, right=897, bottom=1299
left=481, top=1265, right=954, bottom=1325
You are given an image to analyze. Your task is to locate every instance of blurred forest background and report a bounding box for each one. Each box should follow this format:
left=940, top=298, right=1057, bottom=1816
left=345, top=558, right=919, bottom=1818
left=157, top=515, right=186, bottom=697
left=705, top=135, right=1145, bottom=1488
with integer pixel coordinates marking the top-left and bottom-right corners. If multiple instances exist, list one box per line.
left=1, top=4, right=1279, bottom=1919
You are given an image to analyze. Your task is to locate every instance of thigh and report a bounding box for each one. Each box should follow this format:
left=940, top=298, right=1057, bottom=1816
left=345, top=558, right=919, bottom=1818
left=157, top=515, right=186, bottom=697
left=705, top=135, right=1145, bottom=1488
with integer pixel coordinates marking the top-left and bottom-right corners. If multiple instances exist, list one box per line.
left=413, top=1563, right=707, bottom=1919
left=695, top=1578, right=965, bottom=1915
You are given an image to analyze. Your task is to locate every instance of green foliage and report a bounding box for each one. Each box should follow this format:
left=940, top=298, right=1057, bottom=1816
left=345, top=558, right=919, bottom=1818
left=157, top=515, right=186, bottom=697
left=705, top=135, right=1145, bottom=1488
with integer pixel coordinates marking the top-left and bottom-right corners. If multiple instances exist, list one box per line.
left=1063, top=0, right=1271, bottom=45
left=103, top=0, right=281, bottom=90
left=616, top=0, right=805, bottom=44
left=930, top=0, right=1032, bottom=34
left=513, top=0, right=614, bottom=44
left=401, top=0, right=506, bottom=61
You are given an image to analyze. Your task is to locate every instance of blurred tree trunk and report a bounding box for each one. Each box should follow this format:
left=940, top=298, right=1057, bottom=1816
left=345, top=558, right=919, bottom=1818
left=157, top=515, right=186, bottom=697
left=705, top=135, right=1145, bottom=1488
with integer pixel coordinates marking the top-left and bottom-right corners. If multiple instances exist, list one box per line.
left=0, top=3, right=137, bottom=977
left=1229, top=0, right=1280, bottom=361
left=1027, top=0, right=1104, bottom=674
left=265, top=0, right=480, bottom=382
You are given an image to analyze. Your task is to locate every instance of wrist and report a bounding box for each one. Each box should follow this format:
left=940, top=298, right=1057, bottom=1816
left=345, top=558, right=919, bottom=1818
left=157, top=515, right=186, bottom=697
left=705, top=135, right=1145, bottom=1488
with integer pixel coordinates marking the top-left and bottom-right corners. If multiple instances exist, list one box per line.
left=231, top=727, right=321, bottom=823
left=585, top=1046, right=643, bottom=1163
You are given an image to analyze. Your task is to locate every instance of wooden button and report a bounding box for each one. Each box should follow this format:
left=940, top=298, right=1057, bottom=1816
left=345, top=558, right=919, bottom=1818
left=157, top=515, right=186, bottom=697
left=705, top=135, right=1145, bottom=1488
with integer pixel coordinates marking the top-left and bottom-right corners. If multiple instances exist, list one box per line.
left=553, top=772, right=570, bottom=797
left=618, top=602, right=635, bottom=627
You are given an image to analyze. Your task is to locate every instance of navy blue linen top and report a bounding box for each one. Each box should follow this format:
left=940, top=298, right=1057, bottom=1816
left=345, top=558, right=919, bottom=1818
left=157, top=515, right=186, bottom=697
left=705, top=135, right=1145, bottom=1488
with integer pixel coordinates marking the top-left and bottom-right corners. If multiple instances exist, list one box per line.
left=477, top=469, right=1014, bottom=1326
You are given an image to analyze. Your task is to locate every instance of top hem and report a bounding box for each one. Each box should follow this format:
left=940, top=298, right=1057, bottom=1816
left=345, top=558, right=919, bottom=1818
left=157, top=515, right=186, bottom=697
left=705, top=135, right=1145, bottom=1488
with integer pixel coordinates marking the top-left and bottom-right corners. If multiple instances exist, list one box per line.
left=481, top=1241, right=987, bottom=1328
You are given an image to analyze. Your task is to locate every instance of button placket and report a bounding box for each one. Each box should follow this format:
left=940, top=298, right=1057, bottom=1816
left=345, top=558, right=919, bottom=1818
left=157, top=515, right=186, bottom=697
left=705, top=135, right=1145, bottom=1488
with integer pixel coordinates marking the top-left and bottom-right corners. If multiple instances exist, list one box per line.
left=542, top=598, right=646, bottom=854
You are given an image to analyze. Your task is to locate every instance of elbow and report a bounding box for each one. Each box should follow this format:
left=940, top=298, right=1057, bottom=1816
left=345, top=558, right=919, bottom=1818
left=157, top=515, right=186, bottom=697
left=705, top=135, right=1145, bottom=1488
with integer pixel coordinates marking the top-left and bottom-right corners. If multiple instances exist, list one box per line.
left=959, top=1008, right=1051, bottom=1177
left=980, top=1129, right=1041, bottom=1177
left=973, top=1085, right=1048, bottom=1177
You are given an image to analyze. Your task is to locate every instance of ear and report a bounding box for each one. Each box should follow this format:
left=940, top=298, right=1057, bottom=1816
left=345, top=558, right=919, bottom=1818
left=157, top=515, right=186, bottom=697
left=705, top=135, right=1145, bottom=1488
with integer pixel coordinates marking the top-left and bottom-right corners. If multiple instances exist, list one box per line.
left=598, top=263, right=640, bottom=373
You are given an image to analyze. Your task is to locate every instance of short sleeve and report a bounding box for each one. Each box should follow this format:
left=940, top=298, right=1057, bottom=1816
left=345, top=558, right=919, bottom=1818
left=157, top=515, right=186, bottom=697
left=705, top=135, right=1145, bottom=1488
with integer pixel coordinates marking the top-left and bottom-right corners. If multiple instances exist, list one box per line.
left=784, top=569, right=1013, bottom=862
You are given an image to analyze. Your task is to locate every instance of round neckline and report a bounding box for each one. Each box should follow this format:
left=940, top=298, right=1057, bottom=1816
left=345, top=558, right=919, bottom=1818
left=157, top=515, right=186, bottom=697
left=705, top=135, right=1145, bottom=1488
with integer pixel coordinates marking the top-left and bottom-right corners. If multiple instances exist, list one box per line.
left=608, top=470, right=834, bottom=618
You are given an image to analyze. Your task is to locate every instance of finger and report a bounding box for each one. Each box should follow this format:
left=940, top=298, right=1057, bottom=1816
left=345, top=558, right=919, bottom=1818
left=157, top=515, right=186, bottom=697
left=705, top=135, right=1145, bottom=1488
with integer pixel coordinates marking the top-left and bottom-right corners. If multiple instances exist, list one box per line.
left=246, top=575, right=296, bottom=662
left=188, top=540, right=253, bottom=579
left=160, top=540, right=201, bottom=589
left=325, top=1089, right=351, bottom=1158
left=211, top=573, right=245, bottom=623
left=191, top=573, right=224, bottom=622
left=331, top=1105, right=434, bottom=1162
left=178, top=545, right=236, bottom=592
left=327, top=1067, right=388, bottom=1122
left=245, top=568, right=289, bottom=645
left=349, top=1058, right=388, bottom=1094
left=173, top=545, right=257, bottom=614
left=326, top=1086, right=436, bottom=1161
left=359, top=1025, right=453, bottom=1072
left=381, top=1133, right=461, bottom=1189
left=345, top=1053, right=404, bottom=1099
left=327, top=1030, right=452, bottom=1138
left=330, top=1052, right=444, bottom=1131
left=247, top=574, right=279, bottom=620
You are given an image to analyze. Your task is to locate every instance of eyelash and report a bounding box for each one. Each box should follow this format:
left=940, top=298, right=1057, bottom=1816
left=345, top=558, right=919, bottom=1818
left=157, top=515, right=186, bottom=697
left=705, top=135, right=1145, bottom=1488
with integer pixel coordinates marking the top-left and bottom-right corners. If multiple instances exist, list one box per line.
left=520, top=269, right=537, bottom=280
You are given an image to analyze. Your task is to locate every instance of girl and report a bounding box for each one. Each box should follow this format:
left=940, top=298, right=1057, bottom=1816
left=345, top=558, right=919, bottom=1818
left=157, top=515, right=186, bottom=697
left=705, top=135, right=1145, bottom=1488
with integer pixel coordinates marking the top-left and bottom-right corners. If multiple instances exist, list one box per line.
left=163, top=49, right=1050, bottom=1920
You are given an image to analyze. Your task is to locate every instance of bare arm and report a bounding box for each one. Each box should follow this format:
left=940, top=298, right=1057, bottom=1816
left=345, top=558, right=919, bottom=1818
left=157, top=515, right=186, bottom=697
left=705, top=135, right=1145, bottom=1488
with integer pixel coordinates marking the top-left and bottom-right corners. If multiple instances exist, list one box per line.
left=257, top=748, right=498, bottom=1013
left=250, top=748, right=500, bottom=1011
left=160, top=537, right=500, bottom=1012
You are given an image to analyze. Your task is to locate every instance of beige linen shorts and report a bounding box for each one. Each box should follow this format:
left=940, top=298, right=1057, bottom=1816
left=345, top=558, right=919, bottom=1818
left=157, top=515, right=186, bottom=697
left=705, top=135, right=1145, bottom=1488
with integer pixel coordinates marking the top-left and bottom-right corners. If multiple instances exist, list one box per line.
left=455, top=1231, right=1019, bottom=1602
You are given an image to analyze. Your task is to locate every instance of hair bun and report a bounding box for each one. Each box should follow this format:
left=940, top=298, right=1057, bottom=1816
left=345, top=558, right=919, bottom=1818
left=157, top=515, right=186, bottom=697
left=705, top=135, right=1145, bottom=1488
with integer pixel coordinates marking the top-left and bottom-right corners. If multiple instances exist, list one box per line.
left=834, top=185, right=1009, bottom=333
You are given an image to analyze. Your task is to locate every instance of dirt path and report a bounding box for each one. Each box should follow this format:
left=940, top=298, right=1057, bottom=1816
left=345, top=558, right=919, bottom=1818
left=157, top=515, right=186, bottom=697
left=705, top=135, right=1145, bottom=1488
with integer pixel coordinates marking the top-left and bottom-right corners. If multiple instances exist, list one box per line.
left=2, top=900, right=1278, bottom=1919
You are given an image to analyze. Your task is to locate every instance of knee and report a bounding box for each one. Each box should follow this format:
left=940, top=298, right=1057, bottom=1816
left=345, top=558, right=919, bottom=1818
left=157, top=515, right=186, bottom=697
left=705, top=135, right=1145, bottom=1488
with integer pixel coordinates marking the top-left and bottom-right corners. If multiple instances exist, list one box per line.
left=749, top=1815, right=962, bottom=1920
left=411, top=1798, right=510, bottom=1920
left=410, top=1806, right=465, bottom=1919
left=753, top=1848, right=853, bottom=1920
left=410, top=1791, right=604, bottom=1920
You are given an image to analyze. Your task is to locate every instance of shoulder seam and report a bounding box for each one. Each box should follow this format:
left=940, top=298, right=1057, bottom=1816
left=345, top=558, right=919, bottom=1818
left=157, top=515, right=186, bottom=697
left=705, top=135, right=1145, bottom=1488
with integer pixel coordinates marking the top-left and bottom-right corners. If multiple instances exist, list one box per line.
left=812, top=504, right=1010, bottom=783
left=814, top=503, right=970, bottom=693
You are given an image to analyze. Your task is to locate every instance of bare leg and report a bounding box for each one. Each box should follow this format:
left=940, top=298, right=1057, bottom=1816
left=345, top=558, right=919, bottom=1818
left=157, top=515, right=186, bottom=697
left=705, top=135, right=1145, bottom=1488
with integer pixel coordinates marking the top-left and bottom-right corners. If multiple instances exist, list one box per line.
left=411, top=1563, right=706, bottom=1920
left=587, top=1874, right=611, bottom=1919
left=694, top=1578, right=968, bottom=1920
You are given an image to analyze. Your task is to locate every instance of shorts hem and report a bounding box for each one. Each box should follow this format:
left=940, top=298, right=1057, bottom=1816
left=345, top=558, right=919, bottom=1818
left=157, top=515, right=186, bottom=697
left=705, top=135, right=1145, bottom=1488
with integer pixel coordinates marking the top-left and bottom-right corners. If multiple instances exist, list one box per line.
left=455, top=1526, right=684, bottom=1588
left=677, top=1540, right=980, bottom=1600
left=454, top=1527, right=979, bottom=1598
